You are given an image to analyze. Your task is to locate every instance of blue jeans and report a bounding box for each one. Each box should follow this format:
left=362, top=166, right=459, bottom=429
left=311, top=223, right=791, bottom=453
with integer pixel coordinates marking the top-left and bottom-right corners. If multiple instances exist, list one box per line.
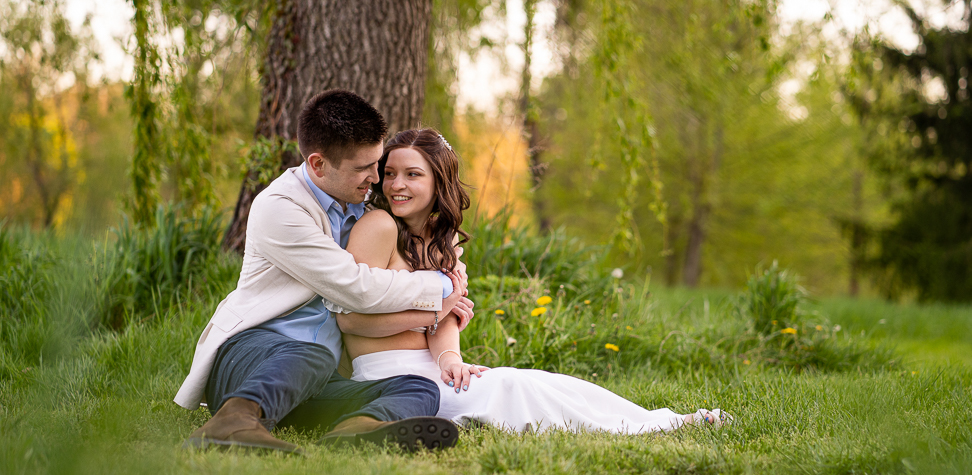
left=205, top=328, right=440, bottom=431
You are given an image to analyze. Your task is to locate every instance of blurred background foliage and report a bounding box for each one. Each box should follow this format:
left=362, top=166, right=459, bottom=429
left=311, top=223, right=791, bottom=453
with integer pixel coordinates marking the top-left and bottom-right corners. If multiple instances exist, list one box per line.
left=0, top=0, right=969, bottom=302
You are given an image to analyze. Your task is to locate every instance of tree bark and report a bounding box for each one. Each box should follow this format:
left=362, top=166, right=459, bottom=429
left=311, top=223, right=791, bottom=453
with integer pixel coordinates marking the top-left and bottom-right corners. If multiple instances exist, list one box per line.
left=223, top=0, right=432, bottom=253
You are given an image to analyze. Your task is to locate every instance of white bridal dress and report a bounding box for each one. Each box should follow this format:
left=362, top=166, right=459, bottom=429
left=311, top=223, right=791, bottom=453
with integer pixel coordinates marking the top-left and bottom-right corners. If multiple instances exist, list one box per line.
left=351, top=349, right=686, bottom=434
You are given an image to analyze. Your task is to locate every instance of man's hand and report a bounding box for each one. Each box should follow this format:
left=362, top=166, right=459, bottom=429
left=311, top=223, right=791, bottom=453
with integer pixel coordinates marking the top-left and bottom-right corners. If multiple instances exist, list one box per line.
left=452, top=296, right=474, bottom=331
left=443, top=271, right=474, bottom=331
left=454, top=247, right=468, bottom=296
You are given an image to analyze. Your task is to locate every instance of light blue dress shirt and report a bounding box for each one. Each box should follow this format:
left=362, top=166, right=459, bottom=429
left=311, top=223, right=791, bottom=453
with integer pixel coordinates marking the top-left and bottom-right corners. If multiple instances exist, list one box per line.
left=257, top=163, right=452, bottom=357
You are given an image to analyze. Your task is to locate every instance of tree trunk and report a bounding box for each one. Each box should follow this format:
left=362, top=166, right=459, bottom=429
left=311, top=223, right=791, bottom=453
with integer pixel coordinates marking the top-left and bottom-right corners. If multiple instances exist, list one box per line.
left=663, top=216, right=681, bottom=286
left=520, top=0, right=549, bottom=230
left=848, top=168, right=864, bottom=296
left=682, top=180, right=707, bottom=287
left=22, top=75, right=55, bottom=228
left=682, top=116, right=723, bottom=288
left=223, top=0, right=432, bottom=253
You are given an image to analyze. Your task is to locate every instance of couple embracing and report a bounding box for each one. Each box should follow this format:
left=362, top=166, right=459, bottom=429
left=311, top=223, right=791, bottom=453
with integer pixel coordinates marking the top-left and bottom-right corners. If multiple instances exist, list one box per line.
left=175, top=90, right=729, bottom=454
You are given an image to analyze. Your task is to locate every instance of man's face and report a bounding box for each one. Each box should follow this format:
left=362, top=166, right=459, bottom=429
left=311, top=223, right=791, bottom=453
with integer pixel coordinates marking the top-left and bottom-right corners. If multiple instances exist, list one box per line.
left=307, top=143, right=383, bottom=209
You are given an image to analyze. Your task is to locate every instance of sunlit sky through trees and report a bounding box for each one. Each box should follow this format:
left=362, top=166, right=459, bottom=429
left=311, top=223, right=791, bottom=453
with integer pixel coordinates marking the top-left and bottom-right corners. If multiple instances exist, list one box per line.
left=55, top=0, right=966, bottom=112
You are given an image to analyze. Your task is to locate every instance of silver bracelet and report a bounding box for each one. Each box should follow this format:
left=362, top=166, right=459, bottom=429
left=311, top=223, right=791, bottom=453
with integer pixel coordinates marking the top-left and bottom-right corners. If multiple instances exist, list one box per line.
left=436, top=349, right=463, bottom=369
left=428, top=310, right=438, bottom=335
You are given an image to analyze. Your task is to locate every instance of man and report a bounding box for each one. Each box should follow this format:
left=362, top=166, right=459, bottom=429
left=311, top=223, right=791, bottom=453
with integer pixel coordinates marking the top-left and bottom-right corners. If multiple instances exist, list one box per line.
left=176, top=90, right=474, bottom=454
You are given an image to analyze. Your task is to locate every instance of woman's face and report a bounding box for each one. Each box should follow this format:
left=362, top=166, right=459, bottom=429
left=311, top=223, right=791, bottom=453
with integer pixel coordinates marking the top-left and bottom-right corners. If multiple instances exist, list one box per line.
left=382, top=147, right=436, bottom=221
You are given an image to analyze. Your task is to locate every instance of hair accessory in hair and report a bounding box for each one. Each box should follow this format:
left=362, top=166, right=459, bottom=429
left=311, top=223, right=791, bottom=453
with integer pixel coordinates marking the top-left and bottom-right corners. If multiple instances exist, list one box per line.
left=438, top=134, right=453, bottom=151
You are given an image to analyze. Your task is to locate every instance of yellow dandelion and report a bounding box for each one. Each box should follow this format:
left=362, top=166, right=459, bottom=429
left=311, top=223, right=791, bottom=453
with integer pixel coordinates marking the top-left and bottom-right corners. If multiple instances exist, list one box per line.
left=781, top=327, right=797, bottom=335
left=772, top=320, right=778, bottom=326
left=743, top=359, right=751, bottom=365
left=815, top=325, right=823, bottom=331
left=536, top=296, right=553, bottom=306
left=626, top=326, right=633, bottom=331
left=494, top=309, right=505, bottom=316
left=584, top=300, right=591, bottom=305
left=531, top=307, right=548, bottom=317
left=604, top=343, right=620, bottom=352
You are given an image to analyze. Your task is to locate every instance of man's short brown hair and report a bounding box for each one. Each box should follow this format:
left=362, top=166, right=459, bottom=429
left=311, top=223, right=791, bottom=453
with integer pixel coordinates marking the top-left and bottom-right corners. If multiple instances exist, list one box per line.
left=297, top=90, right=388, bottom=164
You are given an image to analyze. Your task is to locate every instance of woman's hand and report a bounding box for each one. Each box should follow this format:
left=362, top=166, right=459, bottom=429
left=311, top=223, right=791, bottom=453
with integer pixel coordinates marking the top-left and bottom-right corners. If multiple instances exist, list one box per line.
left=438, top=352, right=487, bottom=393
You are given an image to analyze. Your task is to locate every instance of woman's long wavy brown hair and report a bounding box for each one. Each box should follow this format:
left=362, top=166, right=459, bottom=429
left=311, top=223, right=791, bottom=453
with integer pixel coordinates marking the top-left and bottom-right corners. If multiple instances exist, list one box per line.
left=369, top=128, right=470, bottom=272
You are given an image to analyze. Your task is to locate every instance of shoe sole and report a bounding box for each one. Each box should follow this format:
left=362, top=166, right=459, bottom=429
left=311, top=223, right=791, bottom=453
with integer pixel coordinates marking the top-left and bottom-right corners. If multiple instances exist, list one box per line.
left=183, top=437, right=304, bottom=455
left=320, top=416, right=459, bottom=452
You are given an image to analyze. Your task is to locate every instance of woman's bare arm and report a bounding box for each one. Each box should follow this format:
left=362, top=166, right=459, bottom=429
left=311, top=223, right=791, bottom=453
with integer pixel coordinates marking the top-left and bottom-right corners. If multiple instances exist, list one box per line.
left=338, top=209, right=463, bottom=336
left=427, top=297, right=484, bottom=391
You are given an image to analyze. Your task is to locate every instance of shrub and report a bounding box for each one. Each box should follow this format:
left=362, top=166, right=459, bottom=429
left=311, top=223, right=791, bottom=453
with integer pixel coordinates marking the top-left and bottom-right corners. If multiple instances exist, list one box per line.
left=458, top=261, right=894, bottom=378
left=463, top=210, right=611, bottom=291
left=739, top=261, right=806, bottom=335
left=732, top=262, right=893, bottom=372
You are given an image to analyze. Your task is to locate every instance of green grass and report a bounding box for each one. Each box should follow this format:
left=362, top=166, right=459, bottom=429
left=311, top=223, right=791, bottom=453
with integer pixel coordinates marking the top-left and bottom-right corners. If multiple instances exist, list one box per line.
left=1, top=219, right=971, bottom=474
left=809, top=297, right=972, bottom=368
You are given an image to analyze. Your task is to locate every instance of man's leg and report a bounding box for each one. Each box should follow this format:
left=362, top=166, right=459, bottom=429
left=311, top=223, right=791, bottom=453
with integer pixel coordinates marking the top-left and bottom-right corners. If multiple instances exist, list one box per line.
left=279, top=373, right=439, bottom=429
left=205, top=328, right=336, bottom=425
left=186, top=329, right=336, bottom=452
left=279, top=373, right=458, bottom=450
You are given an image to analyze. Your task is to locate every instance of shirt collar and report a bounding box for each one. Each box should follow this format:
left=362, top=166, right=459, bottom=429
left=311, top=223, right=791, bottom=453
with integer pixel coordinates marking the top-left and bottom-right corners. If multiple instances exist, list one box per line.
left=301, top=162, right=366, bottom=219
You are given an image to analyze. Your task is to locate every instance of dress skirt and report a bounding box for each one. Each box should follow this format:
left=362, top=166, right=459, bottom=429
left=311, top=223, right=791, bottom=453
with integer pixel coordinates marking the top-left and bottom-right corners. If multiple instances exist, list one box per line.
left=351, top=349, right=684, bottom=434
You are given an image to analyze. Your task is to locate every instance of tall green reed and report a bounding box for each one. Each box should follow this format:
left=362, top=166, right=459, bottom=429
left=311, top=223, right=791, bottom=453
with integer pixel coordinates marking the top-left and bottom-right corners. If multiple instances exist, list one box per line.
left=0, top=224, right=108, bottom=386
left=0, top=223, right=56, bottom=382
left=98, top=205, right=234, bottom=330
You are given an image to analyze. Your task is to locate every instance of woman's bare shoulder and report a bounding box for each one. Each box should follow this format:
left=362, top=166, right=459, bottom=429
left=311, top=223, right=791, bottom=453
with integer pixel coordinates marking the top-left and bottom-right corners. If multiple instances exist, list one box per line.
left=358, top=208, right=397, bottom=229
left=347, top=208, right=399, bottom=267
left=356, top=208, right=398, bottom=234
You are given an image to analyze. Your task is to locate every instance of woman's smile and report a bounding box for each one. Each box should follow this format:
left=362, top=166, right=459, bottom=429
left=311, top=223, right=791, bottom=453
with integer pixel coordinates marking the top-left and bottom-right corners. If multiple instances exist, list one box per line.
left=382, top=147, right=436, bottom=227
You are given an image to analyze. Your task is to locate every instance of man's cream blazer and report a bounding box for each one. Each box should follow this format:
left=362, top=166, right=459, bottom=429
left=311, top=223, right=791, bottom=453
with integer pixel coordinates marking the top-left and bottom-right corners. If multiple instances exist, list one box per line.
left=173, top=167, right=444, bottom=410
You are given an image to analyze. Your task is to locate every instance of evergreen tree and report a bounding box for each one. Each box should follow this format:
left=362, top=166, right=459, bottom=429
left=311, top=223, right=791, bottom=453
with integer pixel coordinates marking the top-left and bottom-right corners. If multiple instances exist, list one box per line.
left=854, top=0, right=972, bottom=302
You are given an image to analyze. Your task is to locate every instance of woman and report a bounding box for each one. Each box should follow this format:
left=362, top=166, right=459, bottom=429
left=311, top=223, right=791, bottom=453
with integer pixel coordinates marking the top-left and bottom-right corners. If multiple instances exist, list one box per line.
left=336, top=128, right=729, bottom=434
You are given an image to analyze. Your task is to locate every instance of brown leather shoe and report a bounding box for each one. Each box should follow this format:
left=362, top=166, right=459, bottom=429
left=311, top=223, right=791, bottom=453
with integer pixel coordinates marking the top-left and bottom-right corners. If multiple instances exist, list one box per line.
left=184, top=397, right=302, bottom=454
left=321, top=416, right=458, bottom=451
